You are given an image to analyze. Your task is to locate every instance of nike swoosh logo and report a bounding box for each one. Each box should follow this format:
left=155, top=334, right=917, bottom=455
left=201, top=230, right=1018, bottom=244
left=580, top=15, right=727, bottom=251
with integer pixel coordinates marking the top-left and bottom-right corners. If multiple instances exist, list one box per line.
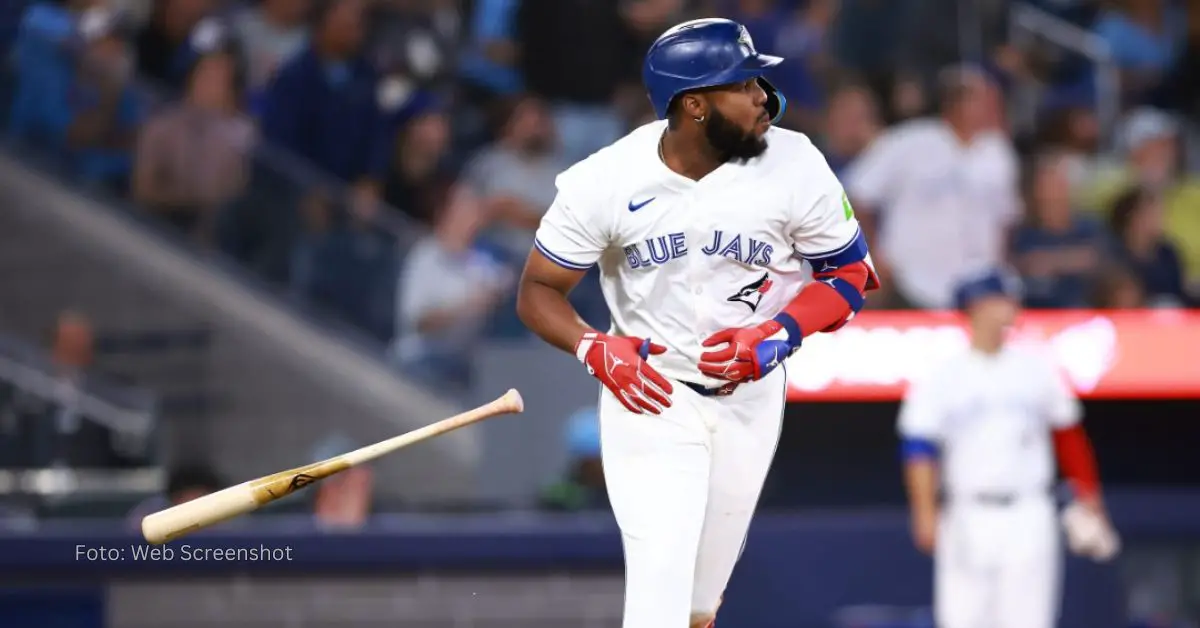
left=628, top=197, right=656, bottom=212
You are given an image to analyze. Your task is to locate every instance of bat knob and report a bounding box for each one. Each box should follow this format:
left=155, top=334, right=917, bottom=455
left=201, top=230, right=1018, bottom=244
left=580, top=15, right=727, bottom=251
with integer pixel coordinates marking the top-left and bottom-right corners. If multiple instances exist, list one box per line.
left=502, top=388, right=524, bottom=413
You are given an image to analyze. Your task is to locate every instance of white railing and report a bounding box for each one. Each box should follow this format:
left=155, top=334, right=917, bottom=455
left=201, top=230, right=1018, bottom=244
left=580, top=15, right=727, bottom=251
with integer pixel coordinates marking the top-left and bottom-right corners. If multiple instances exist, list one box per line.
left=1009, top=2, right=1120, bottom=148
left=0, top=334, right=158, bottom=442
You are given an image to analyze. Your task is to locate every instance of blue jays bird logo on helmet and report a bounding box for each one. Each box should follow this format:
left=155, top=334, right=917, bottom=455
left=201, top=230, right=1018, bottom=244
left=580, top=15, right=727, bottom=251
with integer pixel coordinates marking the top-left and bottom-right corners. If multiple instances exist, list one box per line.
left=736, top=24, right=755, bottom=54
left=642, top=18, right=787, bottom=125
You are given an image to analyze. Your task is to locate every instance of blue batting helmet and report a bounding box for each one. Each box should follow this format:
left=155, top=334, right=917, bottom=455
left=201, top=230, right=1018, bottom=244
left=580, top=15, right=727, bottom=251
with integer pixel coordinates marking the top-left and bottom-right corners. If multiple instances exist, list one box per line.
left=952, top=267, right=1024, bottom=311
left=642, top=18, right=787, bottom=125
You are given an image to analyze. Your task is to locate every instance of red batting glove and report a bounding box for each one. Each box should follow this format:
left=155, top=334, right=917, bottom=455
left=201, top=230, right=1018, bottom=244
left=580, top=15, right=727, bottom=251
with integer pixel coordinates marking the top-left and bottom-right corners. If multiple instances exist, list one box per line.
left=575, top=332, right=674, bottom=415
left=698, top=320, right=798, bottom=384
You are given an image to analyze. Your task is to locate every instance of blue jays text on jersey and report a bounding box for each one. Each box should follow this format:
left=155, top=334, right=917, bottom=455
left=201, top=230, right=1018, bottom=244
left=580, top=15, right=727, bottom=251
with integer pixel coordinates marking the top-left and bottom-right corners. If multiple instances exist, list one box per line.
left=623, top=230, right=775, bottom=270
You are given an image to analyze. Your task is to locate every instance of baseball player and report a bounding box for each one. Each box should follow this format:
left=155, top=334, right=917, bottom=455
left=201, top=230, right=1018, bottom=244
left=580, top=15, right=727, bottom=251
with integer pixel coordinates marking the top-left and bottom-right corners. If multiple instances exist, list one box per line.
left=515, top=18, right=879, bottom=628
left=897, top=268, right=1119, bottom=628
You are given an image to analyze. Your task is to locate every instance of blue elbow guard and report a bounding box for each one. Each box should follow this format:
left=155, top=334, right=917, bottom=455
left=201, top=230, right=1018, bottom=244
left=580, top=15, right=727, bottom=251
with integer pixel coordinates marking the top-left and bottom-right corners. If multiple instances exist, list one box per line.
left=901, top=438, right=939, bottom=462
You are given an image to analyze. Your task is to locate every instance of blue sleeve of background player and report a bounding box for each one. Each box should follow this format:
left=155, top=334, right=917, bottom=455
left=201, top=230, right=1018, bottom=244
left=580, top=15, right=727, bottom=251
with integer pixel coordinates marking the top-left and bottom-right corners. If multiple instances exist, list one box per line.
left=900, top=437, right=939, bottom=462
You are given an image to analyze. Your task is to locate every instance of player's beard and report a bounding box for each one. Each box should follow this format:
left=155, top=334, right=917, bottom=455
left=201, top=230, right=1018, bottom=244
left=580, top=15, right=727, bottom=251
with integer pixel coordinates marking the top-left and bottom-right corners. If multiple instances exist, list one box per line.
left=704, top=108, right=768, bottom=163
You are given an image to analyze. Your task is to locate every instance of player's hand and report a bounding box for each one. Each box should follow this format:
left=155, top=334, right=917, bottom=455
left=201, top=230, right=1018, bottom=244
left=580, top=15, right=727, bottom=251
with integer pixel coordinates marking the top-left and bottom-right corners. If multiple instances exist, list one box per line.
left=698, top=321, right=797, bottom=384
left=911, top=508, right=937, bottom=555
left=1061, top=498, right=1120, bottom=562
left=575, top=332, right=674, bottom=415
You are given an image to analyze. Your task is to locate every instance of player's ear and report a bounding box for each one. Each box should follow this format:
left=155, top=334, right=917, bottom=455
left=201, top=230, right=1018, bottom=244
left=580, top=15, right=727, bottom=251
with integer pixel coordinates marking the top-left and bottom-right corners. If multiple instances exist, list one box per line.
left=680, top=93, right=706, bottom=123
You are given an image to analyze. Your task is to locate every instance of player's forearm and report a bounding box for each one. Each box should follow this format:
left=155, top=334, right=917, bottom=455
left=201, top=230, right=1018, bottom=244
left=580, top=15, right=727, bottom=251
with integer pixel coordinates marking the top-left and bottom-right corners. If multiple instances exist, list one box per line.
left=903, top=458, right=940, bottom=519
left=772, top=261, right=871, bottom=343
left=1052, top=424, right=1102, bottom=502
left=515, top=278, right=594, bottom=354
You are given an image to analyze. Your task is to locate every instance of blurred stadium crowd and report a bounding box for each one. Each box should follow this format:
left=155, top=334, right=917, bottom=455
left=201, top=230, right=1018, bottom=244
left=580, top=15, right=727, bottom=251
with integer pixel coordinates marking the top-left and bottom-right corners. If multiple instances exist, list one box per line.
left=3, top=0, right=1198, bottom=397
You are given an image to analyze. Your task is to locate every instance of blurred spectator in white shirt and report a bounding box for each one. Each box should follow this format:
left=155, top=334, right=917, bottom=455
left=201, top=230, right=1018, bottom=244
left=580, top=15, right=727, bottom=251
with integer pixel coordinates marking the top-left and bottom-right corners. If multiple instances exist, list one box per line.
left=463, top=95, right=567, bottom=264
left=392, top=191, right=513, bottom=390
left=844, top=65, right=1021, bottom=309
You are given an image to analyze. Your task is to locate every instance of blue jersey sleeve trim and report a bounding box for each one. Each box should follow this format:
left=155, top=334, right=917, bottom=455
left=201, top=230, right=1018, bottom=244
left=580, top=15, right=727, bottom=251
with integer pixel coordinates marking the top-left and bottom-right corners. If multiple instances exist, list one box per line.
left=901, top=437, right=939, bottom=462
left=800, top=227, right=868, bottom=271
left=534, top=238, right=594, bottom=271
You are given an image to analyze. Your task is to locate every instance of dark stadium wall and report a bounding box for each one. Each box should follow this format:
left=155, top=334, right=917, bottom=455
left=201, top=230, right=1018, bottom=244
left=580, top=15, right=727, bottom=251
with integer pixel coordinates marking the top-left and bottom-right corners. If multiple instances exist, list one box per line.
left=766, top=399, right=1200, bottom=509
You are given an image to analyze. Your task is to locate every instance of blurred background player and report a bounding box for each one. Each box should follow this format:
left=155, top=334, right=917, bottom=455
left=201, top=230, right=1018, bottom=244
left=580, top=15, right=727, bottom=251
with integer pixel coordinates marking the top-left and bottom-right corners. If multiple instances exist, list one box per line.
left=897, top=267, right=1119, bottom=628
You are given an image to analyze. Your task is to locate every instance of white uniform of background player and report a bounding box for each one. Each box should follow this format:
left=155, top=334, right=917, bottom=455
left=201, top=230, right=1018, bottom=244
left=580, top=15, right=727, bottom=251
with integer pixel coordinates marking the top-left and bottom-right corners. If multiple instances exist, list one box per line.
left=517, top=19, right=877, bottom=628
left=897, top=268, right=1118, bottom=628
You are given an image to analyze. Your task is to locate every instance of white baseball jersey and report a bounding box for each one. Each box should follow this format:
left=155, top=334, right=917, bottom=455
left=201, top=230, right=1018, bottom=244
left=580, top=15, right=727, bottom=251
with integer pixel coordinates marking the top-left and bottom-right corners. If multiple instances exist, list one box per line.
left=534, top=120, right=867, bottom=386
left=898, top=344, right=1083, bottom=497
left=844, top=118, right=1021, bottom=309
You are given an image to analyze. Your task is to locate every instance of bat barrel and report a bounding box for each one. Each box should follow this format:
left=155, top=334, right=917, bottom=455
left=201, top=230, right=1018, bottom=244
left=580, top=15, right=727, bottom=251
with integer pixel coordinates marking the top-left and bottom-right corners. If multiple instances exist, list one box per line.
left=141, top=483, right=261, bottom=545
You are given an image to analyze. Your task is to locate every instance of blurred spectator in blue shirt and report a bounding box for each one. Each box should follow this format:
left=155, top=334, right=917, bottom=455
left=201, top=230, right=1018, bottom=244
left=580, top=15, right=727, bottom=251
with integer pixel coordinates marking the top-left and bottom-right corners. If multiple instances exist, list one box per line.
left=458, top=0, right=522, bottom=99
left=1011, top=152, right=1106, bottom=308
left=9, top=4, right=144, bottom=190
left=9, top=1, right=101, bottom=88
left=1108, top=185, right=1190, bottom=307
left=134, top=0, right=217, bottom=91
left=230, top=0, right=311, bottom=115
left=1093, top=0, right=1186, bottom=104
left=262, top=0, right=397, bottom=211
left=816, top=81, right=881, bottom=179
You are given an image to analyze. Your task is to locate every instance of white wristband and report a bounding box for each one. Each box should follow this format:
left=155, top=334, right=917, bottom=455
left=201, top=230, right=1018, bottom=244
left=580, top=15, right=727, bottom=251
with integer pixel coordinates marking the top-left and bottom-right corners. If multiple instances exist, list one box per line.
left=575, top=332, right=598, bottom=363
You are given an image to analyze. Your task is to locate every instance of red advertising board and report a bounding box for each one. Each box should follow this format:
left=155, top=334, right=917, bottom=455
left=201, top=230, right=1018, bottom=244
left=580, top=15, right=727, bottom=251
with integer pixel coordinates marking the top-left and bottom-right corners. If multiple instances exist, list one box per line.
left=785, top=309, right=1200, bottom=401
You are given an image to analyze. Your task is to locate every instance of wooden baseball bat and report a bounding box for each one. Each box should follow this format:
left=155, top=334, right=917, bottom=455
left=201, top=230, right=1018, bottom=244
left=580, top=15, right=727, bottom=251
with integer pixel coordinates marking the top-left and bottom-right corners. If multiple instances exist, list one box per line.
left=141, top=388, right=524, bottom=545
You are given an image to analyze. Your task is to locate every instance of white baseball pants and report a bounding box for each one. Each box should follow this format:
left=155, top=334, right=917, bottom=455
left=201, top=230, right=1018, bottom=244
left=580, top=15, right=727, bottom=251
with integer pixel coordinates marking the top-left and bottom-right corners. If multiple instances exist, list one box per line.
left=597, top=366, right=787, bottom=628
left=935, top=495, right=1062, bottom=628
